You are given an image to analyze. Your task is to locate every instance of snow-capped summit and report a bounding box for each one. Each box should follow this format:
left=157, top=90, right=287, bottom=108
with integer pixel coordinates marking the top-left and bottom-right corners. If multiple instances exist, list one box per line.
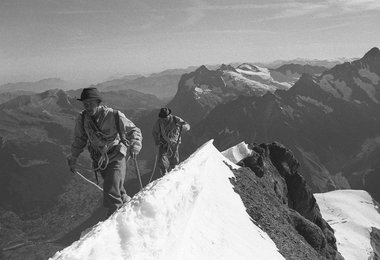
left=224, top=63, right=290, bottom=92
left=236, top=63, right=272, bottom=81
left=168, top=64, right=290, bottom=125
left=237, top=63, right=261, bottom=72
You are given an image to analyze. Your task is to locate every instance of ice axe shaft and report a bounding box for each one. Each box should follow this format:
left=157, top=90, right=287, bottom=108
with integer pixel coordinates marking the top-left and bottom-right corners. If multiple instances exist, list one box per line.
left=128, top=156, right=143, bottom=190
left=134, top=157, right=143, bottom=190
left=149, top=148, right=159, bottom=183
left=74, top=170, right=103, bottom=191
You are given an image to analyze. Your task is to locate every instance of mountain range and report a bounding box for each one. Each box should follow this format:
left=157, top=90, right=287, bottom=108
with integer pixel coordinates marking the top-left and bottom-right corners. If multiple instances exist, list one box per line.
left=136, top=61, right=333, bottom=162
left=0, top=79, right=80, bottom=94
left=257, top=57, right=357, bottom=69
left=270, top=63, right=327, bottom=86
left=0, top=50, right=378, bottom=259
left=91, top=69, right=188, bottom=100
left=182, top=47, right=380, bottom=203
left=167, top=63, right=292, bottom=124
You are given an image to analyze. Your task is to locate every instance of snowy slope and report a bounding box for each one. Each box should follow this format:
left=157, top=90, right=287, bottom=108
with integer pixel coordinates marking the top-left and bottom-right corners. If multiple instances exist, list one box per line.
left=315, top=190, right=380, bottom=260
left=224, top=64, right=291, bottom=93
left=221, top=141, right=253, bottom=164
left=50, top=140, right=284, bottom=260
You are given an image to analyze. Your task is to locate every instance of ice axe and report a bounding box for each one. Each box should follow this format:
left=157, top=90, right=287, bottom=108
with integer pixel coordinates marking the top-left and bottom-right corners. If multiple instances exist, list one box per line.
left=127, top=155, right=143, bottom=190
left=148, top=146, right=161, bottom=183
left=73, top=170, right=103, bottom=191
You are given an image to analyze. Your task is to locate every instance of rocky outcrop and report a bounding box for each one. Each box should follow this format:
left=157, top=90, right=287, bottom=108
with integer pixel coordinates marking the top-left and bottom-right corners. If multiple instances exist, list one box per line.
left=234, top=142, right=343, bottom=259
left=167, top=65, right=227, bottom=125
left=371, top=227, right=380, bottom=260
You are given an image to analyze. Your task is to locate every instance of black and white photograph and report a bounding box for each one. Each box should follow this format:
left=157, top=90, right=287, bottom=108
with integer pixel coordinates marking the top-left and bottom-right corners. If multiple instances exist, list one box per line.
left=1, top=0, right=379, bottom=259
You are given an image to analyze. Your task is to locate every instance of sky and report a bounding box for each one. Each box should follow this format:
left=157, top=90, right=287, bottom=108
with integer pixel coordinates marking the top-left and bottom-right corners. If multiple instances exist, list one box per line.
left=1, top=0, right=379, bottom=85
left=49, top=141, right=285, bottom=260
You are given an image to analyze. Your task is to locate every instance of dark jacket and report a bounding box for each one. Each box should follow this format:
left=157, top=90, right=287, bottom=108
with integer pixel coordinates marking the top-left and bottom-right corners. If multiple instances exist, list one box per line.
left=152, top=115, right=190, bottom=146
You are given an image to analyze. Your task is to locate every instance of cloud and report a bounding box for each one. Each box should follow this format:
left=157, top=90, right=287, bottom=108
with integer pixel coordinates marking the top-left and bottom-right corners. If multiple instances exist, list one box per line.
left=269, top=2, right=328, bottom=20
left=309, top=21, right=354, bottom=32
left=130, top=14, right=166, bottom=31
left=173, top=28, right=277, bottom=35
left=176, top=1, right=315, bottom=27
left=329, top=0, right=380, bottom=10
left=175, top=1, right=324, bottom=28
left=185, top=1, right=379, bottom=21
left=174, top=1, right=331, bottom=26
left=179, top=0, right=209, bottom=27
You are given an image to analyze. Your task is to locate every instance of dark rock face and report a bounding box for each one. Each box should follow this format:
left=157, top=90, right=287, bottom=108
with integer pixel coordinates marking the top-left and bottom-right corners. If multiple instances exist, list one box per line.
left=371, top=227, right=380, bottom=260
left=168, top=65, right=227, bottom=125
left=266, top=142, right=320, bottom=222
left=288, top=209, right=327, bottom=253
left=235, top=142, right=343, bottom=259
left=360, top=47, right=380, bottom=73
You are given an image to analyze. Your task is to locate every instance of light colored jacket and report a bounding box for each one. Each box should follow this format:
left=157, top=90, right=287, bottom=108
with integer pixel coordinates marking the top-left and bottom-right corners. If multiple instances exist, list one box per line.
left=152, top=115, right=190, bottom=146
left=71, top=106, right=142, bottom=162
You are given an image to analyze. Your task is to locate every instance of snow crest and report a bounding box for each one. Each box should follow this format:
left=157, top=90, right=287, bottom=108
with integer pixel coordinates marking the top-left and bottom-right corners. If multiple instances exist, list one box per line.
left=51, top=140, right=284, bottom=260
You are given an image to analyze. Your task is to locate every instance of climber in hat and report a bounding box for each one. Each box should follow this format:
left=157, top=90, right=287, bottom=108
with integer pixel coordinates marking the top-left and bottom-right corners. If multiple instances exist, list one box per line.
left=152, top=107, right=190, bottom=176
left=67, top=87, right=142, bottom=217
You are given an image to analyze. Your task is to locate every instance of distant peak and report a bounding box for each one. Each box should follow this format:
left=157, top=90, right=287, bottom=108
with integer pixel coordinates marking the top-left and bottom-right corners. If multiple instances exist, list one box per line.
left=237, top=63, right=260, bottom=72
left=218, top=64, right=236, bottom=72
left=361, top=47, right=380, bottom=60
left=38, top=78, right=64, bottom=83
left=195, top=65, right=210, bottom=74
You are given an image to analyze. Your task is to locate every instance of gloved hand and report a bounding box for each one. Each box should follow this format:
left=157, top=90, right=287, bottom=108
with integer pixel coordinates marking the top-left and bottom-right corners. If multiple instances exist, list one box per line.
left=66, top=155, right=77, bottom=173
left=177, top=122, right=190, bottom=131
left=129, top=145, right=140, bottom=159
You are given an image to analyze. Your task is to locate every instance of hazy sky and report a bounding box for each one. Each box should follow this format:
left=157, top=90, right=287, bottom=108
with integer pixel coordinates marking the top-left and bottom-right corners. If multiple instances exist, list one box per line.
left=1, top=0, right=379, bottom=84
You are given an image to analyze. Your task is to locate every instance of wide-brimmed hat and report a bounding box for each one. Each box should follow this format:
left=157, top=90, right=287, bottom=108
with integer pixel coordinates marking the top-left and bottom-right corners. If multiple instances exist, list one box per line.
left=77, top=87, right=102, bottom=101
left=158, top=107, right=171, bottom=118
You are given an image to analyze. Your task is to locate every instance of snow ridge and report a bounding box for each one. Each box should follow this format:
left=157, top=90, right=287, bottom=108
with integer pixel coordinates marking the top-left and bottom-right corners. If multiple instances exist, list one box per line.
left=51, top=140, right=284, bottom=260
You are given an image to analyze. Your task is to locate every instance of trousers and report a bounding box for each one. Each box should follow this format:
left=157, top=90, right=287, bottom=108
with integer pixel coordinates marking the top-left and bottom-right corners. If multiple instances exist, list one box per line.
left=158, top=142, right=179, bottom=174
left=99, top=153, right=129, bottom=216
